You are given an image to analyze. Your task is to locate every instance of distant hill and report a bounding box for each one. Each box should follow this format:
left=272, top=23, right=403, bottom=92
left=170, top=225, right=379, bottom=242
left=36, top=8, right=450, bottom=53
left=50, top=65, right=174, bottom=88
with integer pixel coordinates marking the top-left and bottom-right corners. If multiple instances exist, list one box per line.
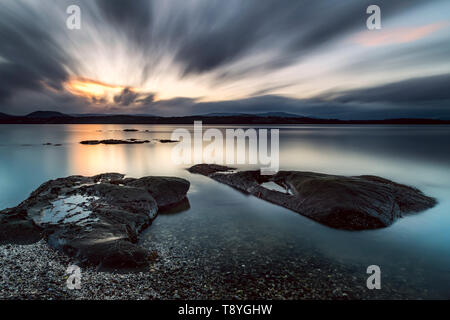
left=202, top=112, right=303, bottom=118
left=71, top=113, right=157, bottom=117
left=70, top=113, right=109, bottom=117
left=0, top=112, right=12, bottom=118
left=26, top=111, right=72, bottom=118
left=254, top=112, right=305, bottom=118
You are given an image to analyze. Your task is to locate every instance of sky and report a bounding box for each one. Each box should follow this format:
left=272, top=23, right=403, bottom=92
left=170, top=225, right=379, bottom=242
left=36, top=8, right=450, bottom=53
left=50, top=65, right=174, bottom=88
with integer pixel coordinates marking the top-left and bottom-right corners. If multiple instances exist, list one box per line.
left=0, top=0, right=449, bottom=119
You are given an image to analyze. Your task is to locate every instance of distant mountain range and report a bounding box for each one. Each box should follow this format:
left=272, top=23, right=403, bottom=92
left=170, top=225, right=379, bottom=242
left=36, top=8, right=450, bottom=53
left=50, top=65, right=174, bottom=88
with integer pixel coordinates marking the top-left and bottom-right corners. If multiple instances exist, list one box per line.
left=0, top=112, right=12, bottom=118
left=26, top=111, right=72, bottom=118
left=199, top=112, right=304, bottom=118
left=0, top=110, right=449, bottom=125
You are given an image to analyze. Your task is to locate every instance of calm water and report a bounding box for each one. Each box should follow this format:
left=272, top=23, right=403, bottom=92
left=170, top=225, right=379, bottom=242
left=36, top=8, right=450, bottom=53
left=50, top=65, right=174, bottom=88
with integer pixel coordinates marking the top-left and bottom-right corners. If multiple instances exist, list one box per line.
left=1, top=124, right=450, bottom=297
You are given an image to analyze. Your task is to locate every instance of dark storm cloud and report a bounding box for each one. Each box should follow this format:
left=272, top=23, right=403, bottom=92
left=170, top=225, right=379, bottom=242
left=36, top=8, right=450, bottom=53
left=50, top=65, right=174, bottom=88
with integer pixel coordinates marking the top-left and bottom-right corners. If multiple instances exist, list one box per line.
left=113, top=88, right=140, bottom=106
left=113, top=88, right=156, bottom=107
left=96, top=0, right=152, bottom=42
left=0, top=64, right=41, bottom=103
left=330, top=74, right=450, bottom=103
left=0, top=2, right=70, bottom=103
left=136, top=93, right=450, bottom=120
left=174, top=0, right=428, bottom=76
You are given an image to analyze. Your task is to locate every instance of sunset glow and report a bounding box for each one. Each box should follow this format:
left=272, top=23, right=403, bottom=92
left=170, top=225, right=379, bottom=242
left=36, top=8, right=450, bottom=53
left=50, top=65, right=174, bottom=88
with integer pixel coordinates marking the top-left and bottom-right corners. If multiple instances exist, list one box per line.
left=66, top=78, right=138, bottom=101
left=353, top=22, right=448, bottom=47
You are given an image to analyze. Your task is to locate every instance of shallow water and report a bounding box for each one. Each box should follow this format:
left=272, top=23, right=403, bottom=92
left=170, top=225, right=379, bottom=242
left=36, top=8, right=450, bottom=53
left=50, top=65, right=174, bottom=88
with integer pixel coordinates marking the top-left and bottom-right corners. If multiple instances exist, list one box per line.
left=0, top=124, right=449, bottom=298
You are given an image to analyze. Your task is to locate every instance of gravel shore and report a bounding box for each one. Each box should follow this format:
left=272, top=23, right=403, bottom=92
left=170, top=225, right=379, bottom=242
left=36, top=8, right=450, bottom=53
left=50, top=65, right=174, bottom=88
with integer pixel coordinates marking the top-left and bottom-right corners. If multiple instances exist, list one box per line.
left=0, top=238, right=437, bottom=300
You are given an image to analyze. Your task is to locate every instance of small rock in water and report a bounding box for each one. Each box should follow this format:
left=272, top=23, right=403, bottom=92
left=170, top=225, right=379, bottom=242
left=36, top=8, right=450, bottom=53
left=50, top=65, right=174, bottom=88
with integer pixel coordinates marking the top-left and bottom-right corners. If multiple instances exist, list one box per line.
left=157, top=139, right=179, bottom=144
left=80, top=139, right=150, bottom=145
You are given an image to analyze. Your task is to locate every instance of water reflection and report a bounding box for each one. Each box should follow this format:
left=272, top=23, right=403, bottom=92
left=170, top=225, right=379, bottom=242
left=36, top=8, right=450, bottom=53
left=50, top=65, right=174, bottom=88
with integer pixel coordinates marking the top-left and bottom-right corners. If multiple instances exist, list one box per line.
left=1, top=124, right=450, bottom=297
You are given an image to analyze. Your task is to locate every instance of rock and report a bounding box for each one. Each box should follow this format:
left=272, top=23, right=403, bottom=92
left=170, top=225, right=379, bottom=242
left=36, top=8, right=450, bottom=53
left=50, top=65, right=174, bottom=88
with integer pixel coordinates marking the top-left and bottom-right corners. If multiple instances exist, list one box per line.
left=0, top=173, right=190, bottom=269
left=157, top=139, right=179, bottom=143
left=123, top=129, right=139, bottom=132
left=42, top=143, right=62, bottom=146
left=124, top=176, right=190, bottom=209
left=0, top=208, right=42, bottom=244
left=158, top=198, right=191, bottom=214
left=188, top=164, right=236, bottom=176
left=80, top=139, right=150, bottom=145
left=188, top=164, right=436, bottom=230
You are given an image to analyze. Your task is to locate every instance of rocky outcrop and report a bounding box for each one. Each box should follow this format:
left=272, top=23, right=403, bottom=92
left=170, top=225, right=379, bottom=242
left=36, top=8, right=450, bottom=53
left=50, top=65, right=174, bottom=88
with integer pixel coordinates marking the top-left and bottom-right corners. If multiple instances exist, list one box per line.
left=0, top=173, right=190, bottom=269
left=188, top=164, right=436, bottom=230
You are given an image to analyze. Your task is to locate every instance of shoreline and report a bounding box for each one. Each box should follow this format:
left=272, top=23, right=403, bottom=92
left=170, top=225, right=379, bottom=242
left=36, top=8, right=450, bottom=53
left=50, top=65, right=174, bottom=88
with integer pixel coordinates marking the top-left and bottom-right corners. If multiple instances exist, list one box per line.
left=0, top=238, right=440, bottom=300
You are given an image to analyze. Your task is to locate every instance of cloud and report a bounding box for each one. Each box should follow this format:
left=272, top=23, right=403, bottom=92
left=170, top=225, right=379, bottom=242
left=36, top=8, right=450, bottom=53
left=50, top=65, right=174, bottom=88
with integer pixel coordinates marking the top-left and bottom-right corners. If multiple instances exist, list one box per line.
left=132, top=94, right=450, bottom=120
left=0, top=63, right=41, bottom=102
left=353, top=22, right=448, bottom=47
left=134, top=73, right=450, bottom=119
left=136, top=93, right=156, bottom=105
left=0, top=1, right=70, bottom=102
left=113, top=88, right=140, bottom=106
left=112, top=88, right=157, bottom=107
left=340, top=38, right=450, bottom=75
left=173, top=0, right=427, bottom=76
left=329, top=73, right=450, bottom=103
left=96, top=0, right=153, bottom=42
left=0, top=0, right=448, bottom=119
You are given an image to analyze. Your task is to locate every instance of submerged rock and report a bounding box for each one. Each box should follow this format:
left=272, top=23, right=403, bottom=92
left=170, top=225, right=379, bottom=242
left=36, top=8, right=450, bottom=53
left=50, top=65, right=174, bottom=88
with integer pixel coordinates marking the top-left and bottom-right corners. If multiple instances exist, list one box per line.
left=0, top=173, right=190, bottom=269
left=42, top=143, right=62, bottom=146
left=188, top=164, right=436, bottom=230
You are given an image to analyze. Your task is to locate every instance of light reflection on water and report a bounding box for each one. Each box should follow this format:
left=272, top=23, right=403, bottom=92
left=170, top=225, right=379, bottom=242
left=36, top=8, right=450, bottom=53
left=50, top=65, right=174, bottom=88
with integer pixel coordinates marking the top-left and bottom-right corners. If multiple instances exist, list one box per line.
left=0, top=124, right=450, bottom=297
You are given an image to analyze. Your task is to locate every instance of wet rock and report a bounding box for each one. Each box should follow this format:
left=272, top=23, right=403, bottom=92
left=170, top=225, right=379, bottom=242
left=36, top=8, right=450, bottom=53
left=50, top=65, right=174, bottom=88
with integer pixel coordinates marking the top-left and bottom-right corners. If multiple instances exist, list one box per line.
left=124, top=176, right=190, bottom=209
left=80, top=139, right=150, bottom=145
left=0, top=209, right=42, bottom=245
left=0, top=173, right=190, bottom=269
left=188, top=164, right=436, bottom=230
left=188, top=164, right=236, bottom=176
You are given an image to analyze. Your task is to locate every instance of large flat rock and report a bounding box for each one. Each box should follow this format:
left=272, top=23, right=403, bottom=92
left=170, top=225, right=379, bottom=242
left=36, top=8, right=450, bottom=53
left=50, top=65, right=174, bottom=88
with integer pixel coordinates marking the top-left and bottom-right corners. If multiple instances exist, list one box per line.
left=188, top=164, right=436, bottom=230
left=0, top=173, right=190, bottom=269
